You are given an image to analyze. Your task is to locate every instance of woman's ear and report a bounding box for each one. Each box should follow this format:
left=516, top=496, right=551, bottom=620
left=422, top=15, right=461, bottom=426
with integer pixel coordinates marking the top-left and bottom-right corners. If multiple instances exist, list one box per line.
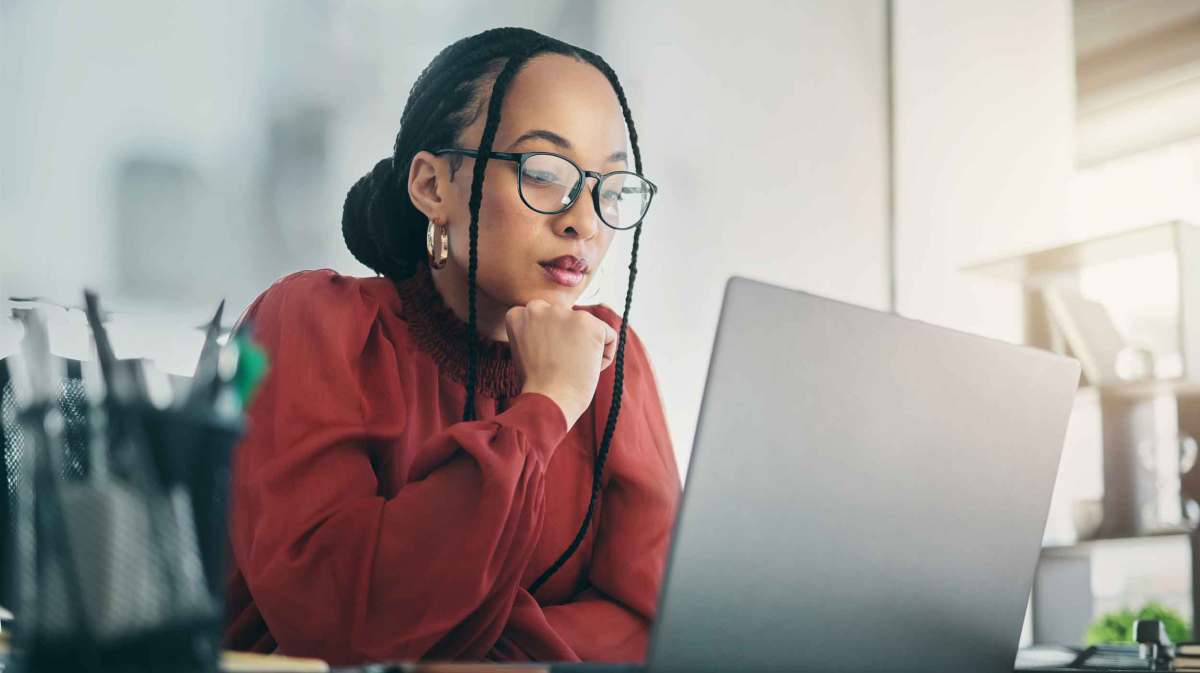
left=408, top=150, right=448, bottom=221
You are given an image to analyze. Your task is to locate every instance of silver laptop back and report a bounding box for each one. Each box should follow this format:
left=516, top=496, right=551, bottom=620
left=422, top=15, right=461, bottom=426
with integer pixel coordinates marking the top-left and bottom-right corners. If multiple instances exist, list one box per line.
left=647, top=276, right=1080, bottom=673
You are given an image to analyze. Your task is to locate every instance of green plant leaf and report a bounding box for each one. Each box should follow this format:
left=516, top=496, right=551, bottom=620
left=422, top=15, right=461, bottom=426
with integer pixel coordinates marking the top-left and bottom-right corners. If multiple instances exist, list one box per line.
left=1085, top=602, right=1191, bottom=646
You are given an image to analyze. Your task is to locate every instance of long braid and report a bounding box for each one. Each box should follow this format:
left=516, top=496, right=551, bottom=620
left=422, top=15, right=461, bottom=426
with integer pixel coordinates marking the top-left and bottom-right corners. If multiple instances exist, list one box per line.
left=530, top=225, right=642, bottom=595
left=529, top=52, right=645, bottom=595
left=462, top=45, right=544, bottom=422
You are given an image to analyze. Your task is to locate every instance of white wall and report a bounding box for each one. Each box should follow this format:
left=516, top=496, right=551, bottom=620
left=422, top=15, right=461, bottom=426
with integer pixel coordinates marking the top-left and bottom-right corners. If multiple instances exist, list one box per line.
left=892, top=0, right=1076, bottom=343
left=595, top=2, right=892, bottom=475
left=0, top=0, right=266, bottom=305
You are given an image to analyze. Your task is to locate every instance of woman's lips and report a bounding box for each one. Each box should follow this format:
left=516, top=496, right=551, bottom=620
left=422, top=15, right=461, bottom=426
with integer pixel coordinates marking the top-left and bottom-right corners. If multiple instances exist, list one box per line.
left=540, top=263, right=585, bottom=287
left=539, top=255, right=588, bottom=288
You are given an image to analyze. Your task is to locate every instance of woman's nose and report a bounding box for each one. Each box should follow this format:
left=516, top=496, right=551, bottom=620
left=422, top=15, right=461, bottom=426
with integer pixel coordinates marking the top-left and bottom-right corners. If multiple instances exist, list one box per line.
left=553, top=179, right=601, bottom=240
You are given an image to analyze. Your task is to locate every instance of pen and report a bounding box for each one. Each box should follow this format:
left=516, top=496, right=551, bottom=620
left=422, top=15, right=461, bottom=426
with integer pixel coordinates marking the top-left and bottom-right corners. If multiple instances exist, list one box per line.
left=183, top=299, right=226, bottom=412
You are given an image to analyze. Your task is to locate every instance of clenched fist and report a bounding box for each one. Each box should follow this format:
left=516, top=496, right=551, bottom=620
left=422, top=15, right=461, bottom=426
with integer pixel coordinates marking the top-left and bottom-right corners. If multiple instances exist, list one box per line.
left=505, top=300, right=617, bottom=429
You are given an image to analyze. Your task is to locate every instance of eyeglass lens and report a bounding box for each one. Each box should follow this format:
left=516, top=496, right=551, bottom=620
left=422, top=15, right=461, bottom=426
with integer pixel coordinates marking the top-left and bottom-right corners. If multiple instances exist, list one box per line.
left=519, top=153, right=652, bottom=229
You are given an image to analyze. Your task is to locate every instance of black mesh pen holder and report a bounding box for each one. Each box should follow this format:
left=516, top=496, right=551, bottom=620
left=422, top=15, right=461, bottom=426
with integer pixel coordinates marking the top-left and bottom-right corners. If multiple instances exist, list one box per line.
left=8, top=395, right=242, bottom=673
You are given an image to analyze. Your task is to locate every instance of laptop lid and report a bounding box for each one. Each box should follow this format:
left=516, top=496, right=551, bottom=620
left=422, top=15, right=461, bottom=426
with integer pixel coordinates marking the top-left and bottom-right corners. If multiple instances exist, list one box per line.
left=646, top=276, right=1080, bottom=673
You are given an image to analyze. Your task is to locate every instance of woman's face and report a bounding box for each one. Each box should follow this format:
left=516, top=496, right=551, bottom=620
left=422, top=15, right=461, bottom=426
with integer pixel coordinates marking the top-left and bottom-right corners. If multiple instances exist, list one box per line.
left=411, top=53, right=630, bottom=310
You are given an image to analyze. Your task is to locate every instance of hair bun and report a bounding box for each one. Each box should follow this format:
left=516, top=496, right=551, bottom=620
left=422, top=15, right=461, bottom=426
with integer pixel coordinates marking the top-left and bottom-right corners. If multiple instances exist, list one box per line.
left=342, top=156, right=417, bottom=279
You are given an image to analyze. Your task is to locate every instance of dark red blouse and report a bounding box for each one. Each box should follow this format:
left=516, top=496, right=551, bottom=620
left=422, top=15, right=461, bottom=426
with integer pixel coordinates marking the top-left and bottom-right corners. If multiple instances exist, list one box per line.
left=221, top=264, right=682, bottom=665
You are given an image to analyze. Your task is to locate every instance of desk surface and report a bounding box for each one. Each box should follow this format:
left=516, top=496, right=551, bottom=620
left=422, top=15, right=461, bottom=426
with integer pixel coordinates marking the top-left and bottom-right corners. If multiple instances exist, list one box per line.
left=0, top=641, right=1155, bottom=673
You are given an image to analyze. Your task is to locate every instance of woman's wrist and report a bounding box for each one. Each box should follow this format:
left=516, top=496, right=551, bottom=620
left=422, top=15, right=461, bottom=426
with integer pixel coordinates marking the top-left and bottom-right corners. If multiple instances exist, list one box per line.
left=520, top=383, right=585, bottom=429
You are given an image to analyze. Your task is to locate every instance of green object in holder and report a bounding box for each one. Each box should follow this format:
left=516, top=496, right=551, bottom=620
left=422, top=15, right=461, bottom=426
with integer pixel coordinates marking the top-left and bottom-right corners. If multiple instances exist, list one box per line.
left=232, top=329, right=268, bottom=409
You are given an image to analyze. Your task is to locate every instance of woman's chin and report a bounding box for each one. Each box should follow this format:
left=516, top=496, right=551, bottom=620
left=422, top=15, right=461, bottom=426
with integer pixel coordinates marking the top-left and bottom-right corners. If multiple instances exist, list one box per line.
left=543, top=290, right=585, bottom=307
left=517, top=270, right=583, bottom=305
left=516, top=285, right=584, bottom=308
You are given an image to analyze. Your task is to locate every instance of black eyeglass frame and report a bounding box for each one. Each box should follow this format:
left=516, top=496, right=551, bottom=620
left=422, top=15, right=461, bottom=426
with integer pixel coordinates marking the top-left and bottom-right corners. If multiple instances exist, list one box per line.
left=429, top=148, right=657, bottom=230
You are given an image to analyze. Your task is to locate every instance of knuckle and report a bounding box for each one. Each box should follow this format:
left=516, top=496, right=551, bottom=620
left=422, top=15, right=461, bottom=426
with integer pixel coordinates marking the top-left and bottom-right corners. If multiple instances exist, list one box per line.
left=578, top=314, right=605, bottom=339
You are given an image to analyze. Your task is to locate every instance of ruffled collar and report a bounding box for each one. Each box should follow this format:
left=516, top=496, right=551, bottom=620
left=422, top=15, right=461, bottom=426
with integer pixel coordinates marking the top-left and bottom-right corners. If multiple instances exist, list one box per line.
left=393, top=264, right=521, bottom=399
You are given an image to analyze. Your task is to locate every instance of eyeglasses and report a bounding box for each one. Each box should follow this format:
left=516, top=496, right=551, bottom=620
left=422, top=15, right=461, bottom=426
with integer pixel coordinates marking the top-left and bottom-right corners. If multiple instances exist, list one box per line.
left=430, top=148, right=657, bottom=230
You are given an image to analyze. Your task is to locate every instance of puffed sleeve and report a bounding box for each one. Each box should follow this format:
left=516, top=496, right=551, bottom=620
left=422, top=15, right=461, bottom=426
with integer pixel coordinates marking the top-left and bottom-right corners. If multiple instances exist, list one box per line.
left=487, top=313, right=683, bottom=663
left=225, top=270, right=570, bottom=665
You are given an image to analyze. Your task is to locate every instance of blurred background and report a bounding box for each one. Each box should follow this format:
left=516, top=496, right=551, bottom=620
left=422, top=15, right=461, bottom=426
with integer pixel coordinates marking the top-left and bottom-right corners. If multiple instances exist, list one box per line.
left=3, top=0, right=1200, bottom=650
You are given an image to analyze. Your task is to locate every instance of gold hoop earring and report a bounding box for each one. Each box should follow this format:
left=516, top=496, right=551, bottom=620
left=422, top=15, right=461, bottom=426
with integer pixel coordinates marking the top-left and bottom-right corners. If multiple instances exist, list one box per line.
left=426, top=219, right=449, bottom=269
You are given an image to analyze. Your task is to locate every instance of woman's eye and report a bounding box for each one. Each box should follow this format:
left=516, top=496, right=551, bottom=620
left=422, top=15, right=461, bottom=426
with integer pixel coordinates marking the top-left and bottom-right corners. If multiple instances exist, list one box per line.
left=524, top=171, right=558, bottom=186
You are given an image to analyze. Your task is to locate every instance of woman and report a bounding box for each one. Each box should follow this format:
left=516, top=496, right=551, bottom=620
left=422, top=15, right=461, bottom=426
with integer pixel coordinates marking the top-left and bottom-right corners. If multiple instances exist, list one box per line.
left=222, top=27, right=681, bottom=666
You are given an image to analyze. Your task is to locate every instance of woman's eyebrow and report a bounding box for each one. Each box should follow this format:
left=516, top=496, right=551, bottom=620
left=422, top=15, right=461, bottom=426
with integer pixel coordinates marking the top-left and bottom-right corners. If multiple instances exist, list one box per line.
left=508, top=129, right=571, bottom=150
left=509, top=128, right=628, bottom=164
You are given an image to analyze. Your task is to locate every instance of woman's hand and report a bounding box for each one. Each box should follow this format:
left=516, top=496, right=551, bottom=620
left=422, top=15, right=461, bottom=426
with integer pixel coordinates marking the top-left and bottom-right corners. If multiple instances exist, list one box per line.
left=506, top=300, right=618, bottom=429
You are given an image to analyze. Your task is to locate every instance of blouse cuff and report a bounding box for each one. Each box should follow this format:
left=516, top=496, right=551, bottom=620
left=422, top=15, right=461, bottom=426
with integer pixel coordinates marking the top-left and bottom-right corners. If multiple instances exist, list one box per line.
left=498, top=391, right=571, bottom=463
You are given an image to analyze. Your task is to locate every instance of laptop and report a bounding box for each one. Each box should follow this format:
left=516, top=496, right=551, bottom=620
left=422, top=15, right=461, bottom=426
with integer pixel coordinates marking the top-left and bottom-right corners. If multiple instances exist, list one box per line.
left=554, top=276, right=1080, bottom=673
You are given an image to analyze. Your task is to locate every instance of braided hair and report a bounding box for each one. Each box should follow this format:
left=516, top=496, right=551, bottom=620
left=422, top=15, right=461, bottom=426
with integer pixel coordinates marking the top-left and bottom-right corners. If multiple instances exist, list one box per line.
left=340, top=28, right=646, bottom=596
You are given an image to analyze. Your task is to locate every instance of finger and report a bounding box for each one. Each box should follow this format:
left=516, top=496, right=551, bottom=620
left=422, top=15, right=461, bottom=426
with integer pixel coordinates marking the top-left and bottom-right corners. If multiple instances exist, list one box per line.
left=505, top=307, right=526, bottom=382
left=504, top=312, right=519, bottom=347
left=512, top=344, right=526, bottom=386
left=505, top=306, right=523, bottom=332
left=600, top=321, right=618, bottom=370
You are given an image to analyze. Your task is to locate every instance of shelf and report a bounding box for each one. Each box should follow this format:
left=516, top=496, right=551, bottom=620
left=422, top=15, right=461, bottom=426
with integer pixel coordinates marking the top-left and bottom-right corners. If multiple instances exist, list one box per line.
left=1075, top=378, right=1200, bottom=400
left=1042, top=529, right=1192, bottom=555
left=964, top=219, right=1194, bottom=283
